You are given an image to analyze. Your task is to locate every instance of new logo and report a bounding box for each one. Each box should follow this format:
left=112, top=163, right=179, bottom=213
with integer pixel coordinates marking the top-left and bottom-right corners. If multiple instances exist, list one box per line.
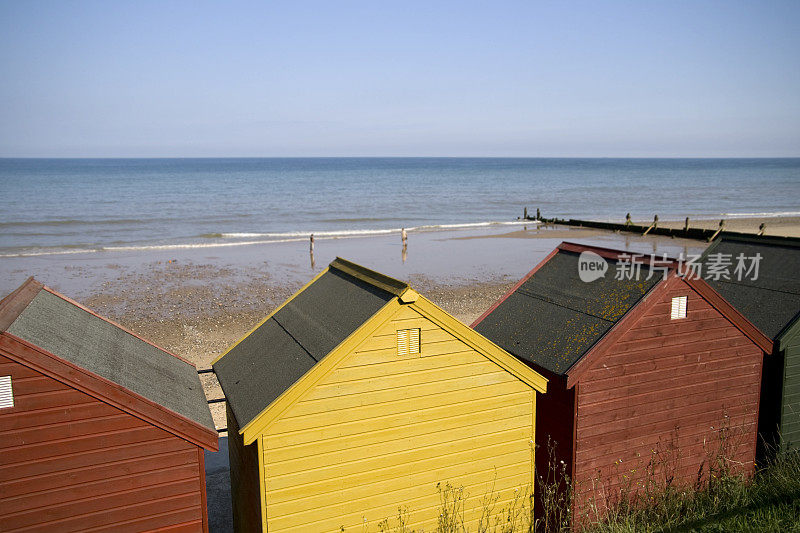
left=578, top=251, right=608, bottom=282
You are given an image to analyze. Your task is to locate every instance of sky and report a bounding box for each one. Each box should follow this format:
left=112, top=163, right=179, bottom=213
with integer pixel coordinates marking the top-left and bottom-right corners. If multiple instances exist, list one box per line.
left=0, top=1, right=798, bottom=157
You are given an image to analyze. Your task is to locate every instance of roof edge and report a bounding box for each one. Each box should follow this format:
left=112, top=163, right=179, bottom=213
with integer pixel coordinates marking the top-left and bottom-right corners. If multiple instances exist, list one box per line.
left=707, top=233, right=800, bottom=250
left=0, top=332, right=218, bottom=450
left=471, top=246, right=561, bottom=327
left=414, top=296, right=547, bottom=394
left=778, top=313, right=800, bottom=349
left=239, top=296, right=400, bottom=443
left=0, top=277, right=44, bottom=332
left=330, top=257, right=408, bottom=296
left=566, top=272, right=775, bottom=388
left=211, top=267, right=331, bottom=367
left=685, top=276, right=775, bottom=353
left=564, top=272, right=670, bottom=387
left=559, top=241, right=680, bottom=266
left=40, top=286, right=197, bottom=368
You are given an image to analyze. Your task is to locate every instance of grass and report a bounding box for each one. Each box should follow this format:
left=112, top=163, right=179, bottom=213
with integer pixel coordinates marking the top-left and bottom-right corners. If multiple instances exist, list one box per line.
left=583, top=446, right=800, bottom=533
left=372, top=440, right=800, bottom=532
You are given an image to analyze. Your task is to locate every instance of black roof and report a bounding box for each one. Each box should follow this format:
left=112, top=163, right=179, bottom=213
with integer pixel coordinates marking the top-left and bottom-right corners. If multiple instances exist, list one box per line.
left=5, top=287, right=215, bottom=431
left=474, top=247, right=660, bottom=375
left=700, top=236, right=800, bottom=341
left=213, top=259, right=401, bottom=428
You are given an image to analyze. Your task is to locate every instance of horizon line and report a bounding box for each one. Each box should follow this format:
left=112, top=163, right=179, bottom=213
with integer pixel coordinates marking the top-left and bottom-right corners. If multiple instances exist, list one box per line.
left=2, top=155, right=800, bottom=160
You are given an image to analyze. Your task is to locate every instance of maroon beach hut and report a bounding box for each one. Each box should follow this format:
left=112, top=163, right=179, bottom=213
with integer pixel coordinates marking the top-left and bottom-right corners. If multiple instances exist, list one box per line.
left=472, top=242, right=772, bottom=522
left=0, top=278, right=218, bottom=532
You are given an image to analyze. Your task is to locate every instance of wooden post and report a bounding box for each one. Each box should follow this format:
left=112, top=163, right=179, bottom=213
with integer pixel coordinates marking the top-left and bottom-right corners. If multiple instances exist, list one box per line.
left=643, top=215, right=658, bottom=236
left=524, top=207, right=528, bottom=220
left=708, top=219, right=725, bottom=242
left=536, top=208, right=541, bottom=221
left=684, top=217, right=690, bottom=231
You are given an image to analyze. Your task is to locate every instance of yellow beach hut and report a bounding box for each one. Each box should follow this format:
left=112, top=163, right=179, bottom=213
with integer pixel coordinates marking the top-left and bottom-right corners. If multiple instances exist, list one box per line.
left=213, top=258, right=547, bottom=532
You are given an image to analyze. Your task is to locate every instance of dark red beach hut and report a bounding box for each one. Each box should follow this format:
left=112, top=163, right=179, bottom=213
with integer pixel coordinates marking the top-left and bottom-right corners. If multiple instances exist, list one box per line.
left=472, top=242, right=772, bottom=522
left=0, top=278, right=218, bottom=532
left=699, top=235, right=800, bottom=457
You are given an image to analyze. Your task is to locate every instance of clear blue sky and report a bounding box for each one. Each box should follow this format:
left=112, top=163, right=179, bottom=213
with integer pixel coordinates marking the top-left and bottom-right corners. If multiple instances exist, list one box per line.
left=1, top=1, right=798, bottom=157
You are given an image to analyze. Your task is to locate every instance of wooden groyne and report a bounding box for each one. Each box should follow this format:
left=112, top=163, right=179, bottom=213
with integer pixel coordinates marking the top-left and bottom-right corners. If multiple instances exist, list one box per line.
left=528, top=213, right=800, bottom=244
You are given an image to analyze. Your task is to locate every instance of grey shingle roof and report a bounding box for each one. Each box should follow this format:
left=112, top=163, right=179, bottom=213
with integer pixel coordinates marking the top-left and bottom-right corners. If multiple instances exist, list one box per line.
left=700, top=236, right=800, bottom=341
left=6, top=288, right=215, bottom=431
left=474, top=248, right=660, bottom=375
left=213, top=260, right=398, bottom=428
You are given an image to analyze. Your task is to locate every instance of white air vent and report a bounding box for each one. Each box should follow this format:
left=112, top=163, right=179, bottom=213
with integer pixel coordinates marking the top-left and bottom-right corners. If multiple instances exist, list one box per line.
left=670, top=296, right=688, bottom=320
left=397, top=328, right=420, bottom=356
left=0, top=376, right=13, bottom=409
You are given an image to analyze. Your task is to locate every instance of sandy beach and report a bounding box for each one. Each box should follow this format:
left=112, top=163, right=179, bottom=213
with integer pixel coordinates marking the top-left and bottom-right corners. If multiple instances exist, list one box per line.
left=649, top=215, right=800, bottom=238
left=2, top=215, right=795, bottom=431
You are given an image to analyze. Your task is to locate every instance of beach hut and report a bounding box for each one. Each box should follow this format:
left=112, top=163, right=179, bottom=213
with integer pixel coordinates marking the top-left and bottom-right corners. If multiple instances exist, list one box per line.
left=212, top=257, right=548, bottom=532
left=699, top=235, right=800, bottom=455
left=0, top=278, right=218, bottom=532
left=472, top=242, right=772, bottom=521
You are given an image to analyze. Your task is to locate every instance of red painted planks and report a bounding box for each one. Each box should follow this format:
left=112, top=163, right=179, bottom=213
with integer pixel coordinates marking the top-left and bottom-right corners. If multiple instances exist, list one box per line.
left=0, top=352, right=207, bottom=533
left=567, top=279, right=763, bottom=520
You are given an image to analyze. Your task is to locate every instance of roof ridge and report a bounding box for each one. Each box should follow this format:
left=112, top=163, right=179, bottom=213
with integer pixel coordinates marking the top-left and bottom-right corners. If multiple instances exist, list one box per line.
left=516, top=286, right=617, bottom=324
left=559, top=241, right=678, bottom=266
left=709, top=277, right=800, bottom=297
left=0, top=277, right=43, bottom=332
left=330, top=257, right=409, bottom=296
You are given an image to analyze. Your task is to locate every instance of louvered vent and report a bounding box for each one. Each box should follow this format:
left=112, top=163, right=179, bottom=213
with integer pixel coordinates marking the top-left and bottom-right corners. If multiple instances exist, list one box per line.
left=0, top=376, right=13, bottom=409
left=670, top=296, right=688, bottom=320
left=397, top=328, right=420, bottom=356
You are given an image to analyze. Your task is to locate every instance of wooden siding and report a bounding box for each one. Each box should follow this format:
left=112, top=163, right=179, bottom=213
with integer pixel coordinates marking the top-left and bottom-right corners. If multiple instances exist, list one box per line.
left=781, top=327, right=800, bottom=451
left=0, top=353, right=207, bottom=532
left=571, top=280, right=763, bottom=520
left=260, top=304, right=535, bottom=532
left=227, top=403, right=262, bottom=532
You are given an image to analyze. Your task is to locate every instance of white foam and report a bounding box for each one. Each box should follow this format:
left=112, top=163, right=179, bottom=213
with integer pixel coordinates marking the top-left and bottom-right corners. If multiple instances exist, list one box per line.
left=218, top=220, right=537, bottom=240
left=103, top=237, right=307, bottom=252
left=720, top=211, right=800, bottom=218
left=0, top=219, right=540, bottom=258
left=0, top=248, right=98, bottom=258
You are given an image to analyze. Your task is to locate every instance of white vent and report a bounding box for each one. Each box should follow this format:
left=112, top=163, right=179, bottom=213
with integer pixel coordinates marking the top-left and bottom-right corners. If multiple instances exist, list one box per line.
left=670, top=296, right=688, bottom=320
left=0, top=376, right=13, bottom=409
left=397, top=328, right=420, bottom=356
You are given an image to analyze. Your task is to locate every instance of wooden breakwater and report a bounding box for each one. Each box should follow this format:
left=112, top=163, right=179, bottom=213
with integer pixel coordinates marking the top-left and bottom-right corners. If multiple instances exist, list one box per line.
left=527, top=213, right=800, bottom=244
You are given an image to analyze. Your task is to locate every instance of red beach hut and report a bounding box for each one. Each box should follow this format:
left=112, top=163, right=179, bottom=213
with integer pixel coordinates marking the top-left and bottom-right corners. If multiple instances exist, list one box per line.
left=0, top=278, right=218, bottom=532
left=472, top=242, right=772, bottom=522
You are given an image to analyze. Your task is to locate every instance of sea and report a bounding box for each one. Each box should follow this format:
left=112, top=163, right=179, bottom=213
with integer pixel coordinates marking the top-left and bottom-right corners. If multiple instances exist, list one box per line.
left=1, top=158, right=799, bottom=259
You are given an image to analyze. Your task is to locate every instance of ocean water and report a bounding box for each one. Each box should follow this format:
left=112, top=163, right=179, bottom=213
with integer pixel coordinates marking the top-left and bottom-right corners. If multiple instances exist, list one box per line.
left=1, top=158, right=798, bottom=258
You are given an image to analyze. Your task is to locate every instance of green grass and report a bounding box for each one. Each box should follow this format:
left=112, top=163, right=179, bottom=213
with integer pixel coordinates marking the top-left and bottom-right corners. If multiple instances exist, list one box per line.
left=373, top=448, right=800, bottom=532
left=583, top=449, right=800, bottom=533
